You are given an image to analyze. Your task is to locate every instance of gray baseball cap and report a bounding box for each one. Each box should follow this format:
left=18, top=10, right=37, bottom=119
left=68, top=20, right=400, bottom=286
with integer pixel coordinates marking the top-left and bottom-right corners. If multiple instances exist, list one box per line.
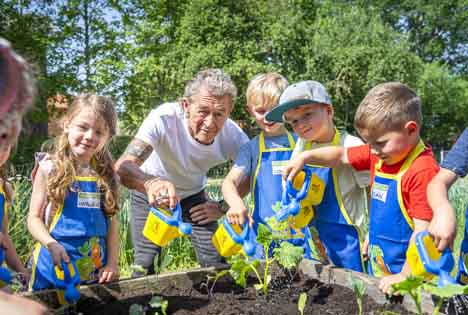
left=265, top=80, right=332, bottom=122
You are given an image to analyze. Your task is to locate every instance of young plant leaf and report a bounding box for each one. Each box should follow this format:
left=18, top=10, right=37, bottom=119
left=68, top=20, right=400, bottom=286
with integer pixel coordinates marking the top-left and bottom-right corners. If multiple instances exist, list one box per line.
left=273, top=241, right=304, bottom=270
left=129, top=303, right=144, bottom=315
left=257, top=223, right=273, bottom=246
left=298, top=292, right=308, bottom=315
left=422, top=283, right=467, bottom=298
left=149, top=295, right=169, bottom=314
left=229, top=254, right=255, bottom=288
left=390, top=276, right=425, bottom=295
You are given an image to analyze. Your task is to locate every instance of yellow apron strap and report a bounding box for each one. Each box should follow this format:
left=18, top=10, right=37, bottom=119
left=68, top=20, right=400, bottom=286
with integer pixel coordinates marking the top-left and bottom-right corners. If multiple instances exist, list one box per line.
left=286, top=131, right=295, bottom=148
left=304, top=128, right=341, bottom=150
left=258, top=131, right=266, bottom=152
left=399, top=140, right=426, bottom=173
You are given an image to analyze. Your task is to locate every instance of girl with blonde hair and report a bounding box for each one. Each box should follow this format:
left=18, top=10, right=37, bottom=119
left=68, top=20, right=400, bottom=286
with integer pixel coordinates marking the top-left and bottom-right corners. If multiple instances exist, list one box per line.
left=28, top=94, right=120, bottom=290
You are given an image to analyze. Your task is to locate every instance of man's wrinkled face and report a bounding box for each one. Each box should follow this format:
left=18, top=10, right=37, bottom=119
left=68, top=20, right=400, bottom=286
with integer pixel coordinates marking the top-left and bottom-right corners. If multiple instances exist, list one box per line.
left=183, top=86, right=232, bottom=145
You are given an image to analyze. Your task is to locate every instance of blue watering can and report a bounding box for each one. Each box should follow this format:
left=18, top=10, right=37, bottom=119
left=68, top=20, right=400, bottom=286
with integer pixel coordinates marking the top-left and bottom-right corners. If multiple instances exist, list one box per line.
left=53, top=260, right=81, bottom=305
left=275, top=168, right=312, bottom=223
left=0, top=249, right=12, bottom=286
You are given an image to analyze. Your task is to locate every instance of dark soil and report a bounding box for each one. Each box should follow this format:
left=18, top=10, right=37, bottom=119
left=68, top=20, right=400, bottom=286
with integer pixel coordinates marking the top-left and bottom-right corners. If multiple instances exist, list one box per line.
left=75, top=269, right=415, bottom=315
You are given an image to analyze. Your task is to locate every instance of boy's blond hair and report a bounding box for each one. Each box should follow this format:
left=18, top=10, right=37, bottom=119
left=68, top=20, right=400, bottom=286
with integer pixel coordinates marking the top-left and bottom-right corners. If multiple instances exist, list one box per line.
left=354, top=82, right=422, bottom=133
left=246, top=73, right=288, bottom=110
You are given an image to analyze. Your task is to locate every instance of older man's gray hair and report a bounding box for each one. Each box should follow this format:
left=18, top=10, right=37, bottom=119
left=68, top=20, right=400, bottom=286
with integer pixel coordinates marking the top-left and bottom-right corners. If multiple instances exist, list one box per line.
left=183, top=68, right=237, bottom=103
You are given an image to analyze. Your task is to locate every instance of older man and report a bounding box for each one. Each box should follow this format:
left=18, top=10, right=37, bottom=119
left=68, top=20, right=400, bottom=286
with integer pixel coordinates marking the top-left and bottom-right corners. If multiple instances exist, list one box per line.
left=116, top=69, right=249, bottom=274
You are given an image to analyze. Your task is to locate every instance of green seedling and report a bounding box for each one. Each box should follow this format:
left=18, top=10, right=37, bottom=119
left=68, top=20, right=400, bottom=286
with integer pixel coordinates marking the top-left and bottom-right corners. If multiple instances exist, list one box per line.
left=298, top=292, right=308, bottom=315
left=348, top=274, right=366, bottom=315
left=227, top=222, right=304, bottom=296
left=202, top=270, right=230, bottom=297
left=391, top=276, right=425, bottom=315
left=129, top=303, right=144, bottom=315
left=149, top=296, right=169, bottom=315
left=422, top=283, right=468, bottom=314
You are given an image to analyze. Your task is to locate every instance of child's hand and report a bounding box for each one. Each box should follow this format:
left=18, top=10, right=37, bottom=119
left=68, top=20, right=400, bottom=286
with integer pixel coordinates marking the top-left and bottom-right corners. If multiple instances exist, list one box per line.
left=98, top=264, right=119, bottom=283
left=379, top=273, right=407, bottom=295
left=283, top=154, right=306, bottom=182
left=0, top=232, right=7, bottom=249
left=226, top=207, right=252, bottom=226
left=361, top=238, right=369, bottom=261
left=45, top=241, right=69, bottom=266
left=428, top=205, right=456, bottom=251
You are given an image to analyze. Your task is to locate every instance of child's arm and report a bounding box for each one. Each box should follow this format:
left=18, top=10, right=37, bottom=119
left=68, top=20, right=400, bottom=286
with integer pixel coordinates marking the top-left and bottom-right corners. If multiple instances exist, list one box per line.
left=2, top=183, right=27, bottom=275
left=99, top=216, right=119, bottom=283
left=283, top=146, right=348, bottom=181
left=26, top=167, right=69, bottom=265
left=379, top=218, right=429, bottom=294
left=222, top=167, right=252, bottom=226
left=427, top=168, right=458, bottom=251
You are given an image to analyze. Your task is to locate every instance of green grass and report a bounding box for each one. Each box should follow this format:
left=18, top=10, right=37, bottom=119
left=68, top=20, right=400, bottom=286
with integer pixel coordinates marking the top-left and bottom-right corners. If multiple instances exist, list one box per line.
left=451, top=176, right=468, bottom=272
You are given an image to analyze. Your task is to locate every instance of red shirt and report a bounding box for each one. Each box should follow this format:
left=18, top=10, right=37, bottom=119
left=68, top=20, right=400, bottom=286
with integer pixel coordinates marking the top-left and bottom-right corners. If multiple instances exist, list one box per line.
left=347, top=143, right=439, bottom=221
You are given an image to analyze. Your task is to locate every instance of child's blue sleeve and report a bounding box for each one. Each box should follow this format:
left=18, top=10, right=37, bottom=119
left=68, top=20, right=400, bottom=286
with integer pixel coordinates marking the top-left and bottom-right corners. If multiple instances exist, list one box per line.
left=233, top=140, right=255, bottom=177
left=441, top=128, right=468, bottom=178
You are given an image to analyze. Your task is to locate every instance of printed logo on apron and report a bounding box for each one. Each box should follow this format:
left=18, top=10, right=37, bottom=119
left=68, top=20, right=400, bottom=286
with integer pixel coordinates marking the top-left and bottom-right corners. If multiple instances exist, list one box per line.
left=77, top=192, right=100, bottom=208
left=371, top=182, right=389, bottom=203
left=271, top=160, right=288, bottom=175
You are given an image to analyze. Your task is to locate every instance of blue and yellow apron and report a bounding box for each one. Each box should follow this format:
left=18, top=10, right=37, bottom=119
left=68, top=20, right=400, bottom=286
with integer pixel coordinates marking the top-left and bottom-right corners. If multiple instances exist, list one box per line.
left=251, top=132, right=312, bottom=258
left=368, top=141, right=425, bottom=277
left=0, top=185, right=9, bottom=288
left=456, top=204, right=468, bottom=284
left=30, top=176, right=108, bottom=291
left=305, top=130, right=365, bottom=272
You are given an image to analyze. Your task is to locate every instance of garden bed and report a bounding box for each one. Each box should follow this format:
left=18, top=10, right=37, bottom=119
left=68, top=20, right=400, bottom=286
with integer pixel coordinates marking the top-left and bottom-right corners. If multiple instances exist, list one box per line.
left=23, top=260, right=435, bottom=314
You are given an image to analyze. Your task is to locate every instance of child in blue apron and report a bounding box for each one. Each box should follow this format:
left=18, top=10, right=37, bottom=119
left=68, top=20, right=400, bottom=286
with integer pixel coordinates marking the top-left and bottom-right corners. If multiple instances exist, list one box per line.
left=281, top=82, right=438, bottom=294
left=266, top=81, right=370, bottom=272
left=222, top=73, right=314, bottom=258
left=0, top=144, right=29, bottom=289
left=28, top=94, right=120, bottom=291
left=427, top=128, right=468, bottom=284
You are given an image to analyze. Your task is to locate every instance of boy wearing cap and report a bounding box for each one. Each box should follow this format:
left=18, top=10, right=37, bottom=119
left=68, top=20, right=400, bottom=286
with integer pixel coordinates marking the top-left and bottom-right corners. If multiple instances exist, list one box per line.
left=281, top=82, right=438, bottom=293
left=222, top=73, right=295, bottom=233
left=266, top=80, right=369, bottom=272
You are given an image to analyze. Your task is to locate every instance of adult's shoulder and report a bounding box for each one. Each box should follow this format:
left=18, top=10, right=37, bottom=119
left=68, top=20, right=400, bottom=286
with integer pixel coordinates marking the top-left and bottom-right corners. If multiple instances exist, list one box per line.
left=146, top=102, right=182, bottom=121
left=340, top=130, right=365, bottom=147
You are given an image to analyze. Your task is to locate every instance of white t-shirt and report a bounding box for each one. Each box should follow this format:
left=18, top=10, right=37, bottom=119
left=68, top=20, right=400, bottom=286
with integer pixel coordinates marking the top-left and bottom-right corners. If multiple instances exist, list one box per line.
left=135, top=102, right=249, bottom=199
left=292, top=131, right=370, bottom=234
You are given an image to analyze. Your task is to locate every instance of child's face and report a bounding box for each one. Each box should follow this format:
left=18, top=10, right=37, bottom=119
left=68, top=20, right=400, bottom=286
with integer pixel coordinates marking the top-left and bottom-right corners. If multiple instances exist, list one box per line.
left=0, top=144, right=11, bottom=167
left=359, top=122, right=419, bottom=165
left=284, top=104, right=333, bottom=142
left=248, top=104, right=284, bottom=136
left=64, top=108, right=110, bottom=164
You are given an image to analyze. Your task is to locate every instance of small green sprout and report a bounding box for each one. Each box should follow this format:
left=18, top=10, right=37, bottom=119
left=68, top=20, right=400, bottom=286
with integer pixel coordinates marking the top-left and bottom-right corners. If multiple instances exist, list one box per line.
left=298, top=292, right=308, bottom=315
left=348, top=274, right=366, bottom=315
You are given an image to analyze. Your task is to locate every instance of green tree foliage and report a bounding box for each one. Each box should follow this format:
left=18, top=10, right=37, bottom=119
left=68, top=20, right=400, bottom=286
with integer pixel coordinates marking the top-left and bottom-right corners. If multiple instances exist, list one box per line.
left=1, top=0, right=467, bottom=157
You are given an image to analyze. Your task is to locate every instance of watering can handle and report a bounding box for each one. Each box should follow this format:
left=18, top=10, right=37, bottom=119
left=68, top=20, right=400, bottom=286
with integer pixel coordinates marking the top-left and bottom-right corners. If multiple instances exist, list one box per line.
left=416, top=231, right=455, bottom=279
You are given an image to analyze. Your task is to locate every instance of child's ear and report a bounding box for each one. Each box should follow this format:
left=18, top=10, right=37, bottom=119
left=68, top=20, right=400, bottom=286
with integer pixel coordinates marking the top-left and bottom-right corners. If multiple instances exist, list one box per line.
left=404, top=121, right=419, bottom=136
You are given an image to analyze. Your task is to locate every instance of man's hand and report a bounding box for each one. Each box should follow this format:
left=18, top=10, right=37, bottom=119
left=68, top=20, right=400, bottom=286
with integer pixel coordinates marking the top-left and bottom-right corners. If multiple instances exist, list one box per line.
left=428, top=206, right=457, bottom=251
left=46, top=241, right=69, bottom=266
left=283, top=154, right=306, bottom=182
left=189, top=200, right=224, bottom=225
left=144, top=178, right=178, bottom=209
